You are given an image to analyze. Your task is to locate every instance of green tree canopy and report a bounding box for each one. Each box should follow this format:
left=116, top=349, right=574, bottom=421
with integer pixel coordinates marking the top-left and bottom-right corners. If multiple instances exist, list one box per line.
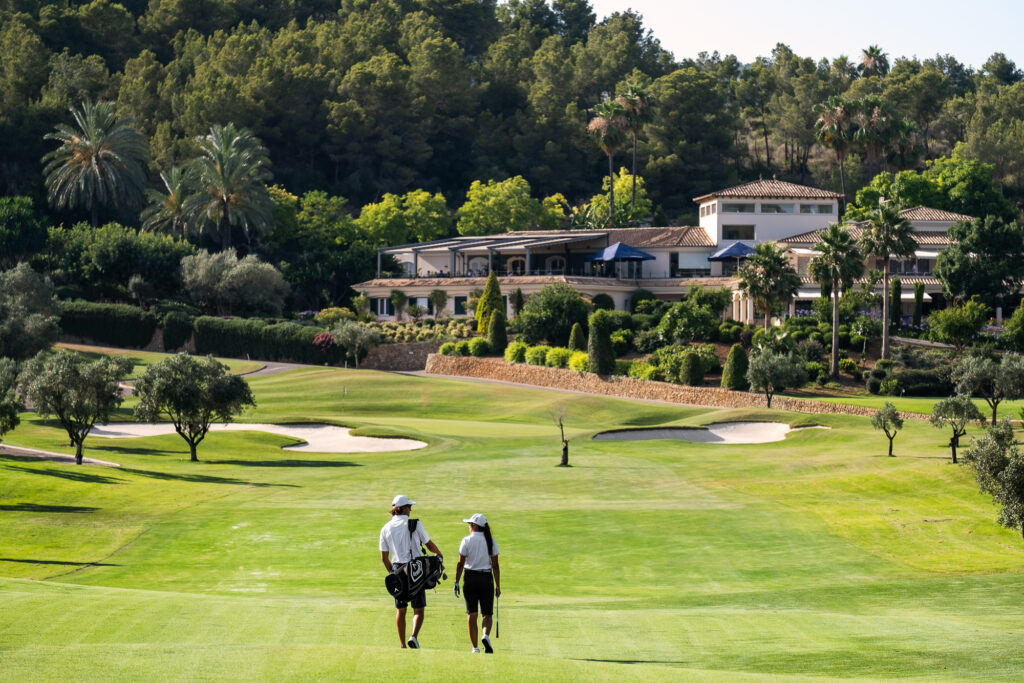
left=456, top=176, right=549, bottom=235
left=737, top=242, right=801, bottom=332
left=936, top=216, right=1024, bottom=309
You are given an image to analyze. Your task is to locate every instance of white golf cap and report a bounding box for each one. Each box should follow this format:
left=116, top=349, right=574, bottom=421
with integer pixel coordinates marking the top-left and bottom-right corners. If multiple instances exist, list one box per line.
left=463, top=513, right=487, bottom=526
left=392, top=494, right=415, bottom=507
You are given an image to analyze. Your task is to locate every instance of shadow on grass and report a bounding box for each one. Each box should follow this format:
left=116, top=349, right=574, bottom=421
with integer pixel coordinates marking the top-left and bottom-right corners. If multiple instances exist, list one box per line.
left=88, top=445, right=180, bottom=457
left=209, top=459, right=361, bottom=468
left=118, top=467, right=297, bottom=487
left=1, top=462, right=125, bottom=484
left=0, top=503, right=100, bottom=513
left=0, top=557, right=118, bottom=567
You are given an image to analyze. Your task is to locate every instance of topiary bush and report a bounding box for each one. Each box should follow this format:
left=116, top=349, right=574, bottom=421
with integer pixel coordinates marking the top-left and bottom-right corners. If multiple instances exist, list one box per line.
left=545, top=347, right=572, bottom=368
left=838, top=358, right=859, bottom=376
left=469, top=337, right=490, bottom=357
left=504, top=341, right=528, bottom=363
left=610, top=329, right=633, bottom=356
left=454, top=340, right=471, bottom=356
left=439, top=342, right=456, bottom=355
left=61, top=301, right=158, bottom=348
left=866, top=376, right=882, bottom=394
left=591, top=293, right=614, bottom=310
left=162, top=311, right=193, bottom=351
left=804, top=361, right=827, bottom=384
left=587, top=309, right=615, bottom=375
left=568, top=351, right=589, bottom=372
left=567, top=322, right=586, bottom=351
left=680, top=352, right=704, bottom=386
left=526, top=345, right=550, bottom=366
left=721, top=343, right=750, bottom=390
left=487, top=310, right=507, bottom=355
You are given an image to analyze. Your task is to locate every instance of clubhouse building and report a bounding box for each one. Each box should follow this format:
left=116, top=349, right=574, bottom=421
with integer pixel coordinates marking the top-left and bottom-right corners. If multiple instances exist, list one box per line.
left=352, top=179, right=976, bottom=324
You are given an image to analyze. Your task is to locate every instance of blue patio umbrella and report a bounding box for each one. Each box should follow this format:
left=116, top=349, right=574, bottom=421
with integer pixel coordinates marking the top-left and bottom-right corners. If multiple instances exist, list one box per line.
left=707, top=242, right=756, bottom=261
left=585, top=242, right=656, bottom=262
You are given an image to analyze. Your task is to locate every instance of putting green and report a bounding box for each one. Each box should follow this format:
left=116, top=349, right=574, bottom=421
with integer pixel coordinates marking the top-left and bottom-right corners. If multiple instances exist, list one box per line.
left=1, top=366, right=1023, bottom=681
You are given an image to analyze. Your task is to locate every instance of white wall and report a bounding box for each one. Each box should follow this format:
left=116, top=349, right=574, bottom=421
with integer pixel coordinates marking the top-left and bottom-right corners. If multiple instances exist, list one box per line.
left=697, top=199, right=838, bottom=245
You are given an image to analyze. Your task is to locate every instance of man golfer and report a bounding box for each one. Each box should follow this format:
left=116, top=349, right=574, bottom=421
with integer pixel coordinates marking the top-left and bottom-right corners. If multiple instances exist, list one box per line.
left=380, top=494, right=443, bottom=649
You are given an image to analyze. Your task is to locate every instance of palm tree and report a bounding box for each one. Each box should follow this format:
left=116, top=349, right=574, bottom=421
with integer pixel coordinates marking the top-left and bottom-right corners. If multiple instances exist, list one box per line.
left=587, top=98, right=628, bottom=227
left=738, top=242, right=802, bottom=332
left=830, top=55, right=858, bottom=83
left=42, top=100, right=148, bottom=227
left=184, top=123, right=273, bottom=251
left=141, top=166, right=194, bottom=238
left=810, top=223, right=864, bottom=378
left=886, top=118, right=923, bottom=171
left=860, top=45, right=890, bottom=78
left=615, top=80, right=653, bottom=213
left=851, top=95, right=892, bottom=170
left=814, top=96, right=853, bottom=206
left=858, top=204, right=916, bottom=359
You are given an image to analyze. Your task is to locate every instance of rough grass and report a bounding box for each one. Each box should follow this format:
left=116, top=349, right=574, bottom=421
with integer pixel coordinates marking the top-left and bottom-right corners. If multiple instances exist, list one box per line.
left=2, top=366, right=1024, bottom=681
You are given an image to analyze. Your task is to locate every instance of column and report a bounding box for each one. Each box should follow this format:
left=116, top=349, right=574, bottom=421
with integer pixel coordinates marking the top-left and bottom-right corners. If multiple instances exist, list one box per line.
left=746, top=297, right=755, bottom=325
left=997, top=306, right=1003, bottom=323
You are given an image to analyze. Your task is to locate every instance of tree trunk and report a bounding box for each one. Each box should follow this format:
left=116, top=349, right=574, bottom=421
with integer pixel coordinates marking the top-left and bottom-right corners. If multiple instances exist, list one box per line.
left=75, top=440, right=84, bottom=465
left=763, top=124, right=771, bottom=169
left=881, top=258, right=891, bottom=359
left=991, top=402, right=998, bottom=426
left=607, top=154, right=615, bottom=228
left=763, top=303, right=771, bottom=332
left=560, top=442, right=568, bottom=467
left=838, top=155, right=847, bottom=212
left=888, top=437, right=894, bottom=456
left=631, top=135, right=638, bottom=211
left=766, top=391, right=773, bottom=408
left=190, top=442, right=198, bottom=462
left=951, top=435, right=958, bottom=464
left=831, top=285, right=841, bottom=378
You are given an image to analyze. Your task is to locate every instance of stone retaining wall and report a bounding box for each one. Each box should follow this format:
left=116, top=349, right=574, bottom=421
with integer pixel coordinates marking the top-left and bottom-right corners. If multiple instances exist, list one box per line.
left=424, top=355, right=930, bottom=420
left=363, top=341, right=444, bottom=371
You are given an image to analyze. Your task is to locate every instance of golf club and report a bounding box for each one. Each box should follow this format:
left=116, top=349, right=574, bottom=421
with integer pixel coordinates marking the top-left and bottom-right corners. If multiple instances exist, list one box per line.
left=495, top=596, right=499, bottom=638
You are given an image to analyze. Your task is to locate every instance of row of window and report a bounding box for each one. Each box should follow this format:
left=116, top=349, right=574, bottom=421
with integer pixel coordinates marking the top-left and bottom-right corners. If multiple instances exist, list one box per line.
left=705, top=202, right=835, bottom=215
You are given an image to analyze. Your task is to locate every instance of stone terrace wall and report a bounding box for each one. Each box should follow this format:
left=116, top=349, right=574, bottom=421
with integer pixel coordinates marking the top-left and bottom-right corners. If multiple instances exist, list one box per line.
left=363, top=341, right=443, bottom=371
left=424, top=355, right=930, bottom=421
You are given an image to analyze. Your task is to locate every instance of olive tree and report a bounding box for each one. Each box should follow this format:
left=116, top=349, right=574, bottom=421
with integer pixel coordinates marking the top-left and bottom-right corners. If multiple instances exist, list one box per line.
left=133, top=353, right=255, bottom=462
left=330, top=320, right=381, bottom=369
left=930, top=394, right=985, bottom=463
left=951, top=352, right=1024, bottom=425
left=871, top=401, right=903, bottom=456
left=18, top=352, right=133, bottom=464
left=0, top=358, right=23, bottom=441
left=963, top=419, right=1024, bottom=540
left=746, top=350, right=806, bottom=408
left=0, top=263, right=60, bottom=360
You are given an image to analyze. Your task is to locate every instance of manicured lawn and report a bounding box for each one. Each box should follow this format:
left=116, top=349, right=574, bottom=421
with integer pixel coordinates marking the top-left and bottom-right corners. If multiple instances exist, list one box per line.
left=56, top=342, right=265, bottom=378
left=784, top=391, right=1024, bottom=419
left=2, top=367, right=1024, bottom=680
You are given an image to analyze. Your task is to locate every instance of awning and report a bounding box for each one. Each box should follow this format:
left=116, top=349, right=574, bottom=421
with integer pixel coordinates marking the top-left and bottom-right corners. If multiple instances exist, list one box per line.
left=914, top=250, right=941, bottom=259
left=794, top=290, right=932, bottom=302
left=708, top=242, right=756, bottom=261
left=585, top=242, right=656, bottom=262
left=790, top=247, right=817, bottom=256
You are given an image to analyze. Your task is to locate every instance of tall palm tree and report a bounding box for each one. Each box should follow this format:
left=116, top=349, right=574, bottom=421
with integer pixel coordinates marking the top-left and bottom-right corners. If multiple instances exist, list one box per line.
left=810, top=223, right=864, bottom=378
left=42, top=100, right=149, bottom=227
left=851, top=95, right=892, bottom=170
left=738, top=242, right=802, bottom=332
left=814, top=96, right=853, bottom=206
left=858, top=203, right=916, bottom=359
left=830, top=55, right=858, bottom=83
left=886, top=118, right=923, bottom=171
left=184, top=123, right=273, bottom=251
left=141, top=166, right=194, bottom=238
left=587, top=98, right=628, bottom=227
left=615, top=80, right=654, bottom=213
left=860, top=45, right=890, bottom=78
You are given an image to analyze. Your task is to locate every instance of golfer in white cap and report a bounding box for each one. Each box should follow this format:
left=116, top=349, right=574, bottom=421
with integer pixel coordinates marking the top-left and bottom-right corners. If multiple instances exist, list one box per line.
left=380, top=494, right=443, bottom=649
left=453, top=513, right=500, bottom=653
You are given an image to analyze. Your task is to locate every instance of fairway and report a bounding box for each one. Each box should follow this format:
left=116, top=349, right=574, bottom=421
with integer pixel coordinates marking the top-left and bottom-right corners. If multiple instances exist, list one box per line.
left=2, top=367, right=1024, bottom=681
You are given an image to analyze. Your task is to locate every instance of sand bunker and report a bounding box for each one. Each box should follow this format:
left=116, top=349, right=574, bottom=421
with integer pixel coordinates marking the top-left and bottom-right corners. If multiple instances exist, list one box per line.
left=89, top=423, right=427, bottom=453
left=593, top=422, right=827, bottom=444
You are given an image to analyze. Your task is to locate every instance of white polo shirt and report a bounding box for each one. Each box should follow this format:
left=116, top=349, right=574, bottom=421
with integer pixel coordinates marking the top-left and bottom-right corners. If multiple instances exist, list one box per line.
left=458, top=531, right=498, bottom=571
left=379, top=515, right=430, bottom=564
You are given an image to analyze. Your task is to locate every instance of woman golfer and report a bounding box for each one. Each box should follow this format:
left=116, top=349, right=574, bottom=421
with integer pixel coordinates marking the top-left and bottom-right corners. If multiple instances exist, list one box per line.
left=454, top=513, right=500, bottom=653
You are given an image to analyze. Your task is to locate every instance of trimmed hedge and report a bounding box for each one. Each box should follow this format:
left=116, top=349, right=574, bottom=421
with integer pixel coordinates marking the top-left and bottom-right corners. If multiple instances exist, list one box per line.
left=545, top=347, right=572, bottom=368
left=468, top=337, right=490, bottom=357
left=526, top=345, right=550, bottom=366
left=439, top=342, right=456, bottom=356
left=162, top=311, right=193, bottom=351
left=504, top=341, right=528, bottom=363
left=568, top=351, right=589, bottom=371
left=193, top=316, right=345, bottom=364
left=61, top=301, right=157, bottom=348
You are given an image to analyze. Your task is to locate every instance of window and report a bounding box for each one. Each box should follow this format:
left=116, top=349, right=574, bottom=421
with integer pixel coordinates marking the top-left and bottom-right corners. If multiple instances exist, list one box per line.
left=700, top=205, right=707, bottom=217
left=374, top=297, right=394, bottom=316
left=721, top=202, right=754, bottom=213
left=723, top=225, right=755, bottom=240
left=453, top=296, right=467, bottom=315
left=800, top=204, right=834, bottom=214
left=760, top=203, right=795, bottom=214
left=711, top=204, right=716, bottom=214
left=676, top=268, right=711, bottom=278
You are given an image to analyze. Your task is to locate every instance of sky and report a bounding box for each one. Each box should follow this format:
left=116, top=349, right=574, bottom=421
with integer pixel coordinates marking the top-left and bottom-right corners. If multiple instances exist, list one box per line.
left=589, top=0, right=1024, bottom=70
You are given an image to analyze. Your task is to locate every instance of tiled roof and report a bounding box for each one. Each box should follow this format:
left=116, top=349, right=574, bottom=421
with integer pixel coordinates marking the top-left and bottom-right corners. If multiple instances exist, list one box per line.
left=694, top=179, right=842, bottom=202
left=784, top=226, right=951, bottom=247
left=606, top=226, right=714, bottom=248
left=898, top=206, right=974, bottom=222
left=357, top=275, right=571, bottom=288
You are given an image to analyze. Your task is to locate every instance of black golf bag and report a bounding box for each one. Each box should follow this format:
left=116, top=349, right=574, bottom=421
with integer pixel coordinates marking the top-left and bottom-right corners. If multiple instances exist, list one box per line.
left=384, top=519, right=446, bottom=601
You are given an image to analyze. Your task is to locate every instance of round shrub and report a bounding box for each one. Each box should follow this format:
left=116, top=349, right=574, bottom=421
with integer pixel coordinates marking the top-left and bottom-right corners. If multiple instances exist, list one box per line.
left=504, top=341, right=528, bottom=363
left=629, top=289, right=657, bottom=313
left=681, top=352, right=704, bottom=386
left=850, top=334, right=866, bottom=350
left=568, top=350, right=589, bottom=372
left=610, top=329, right=633, bottom=356
left=454, top=340, right=471, bottom=356
left=838, top=358, right=858, bottom=375
left=804, top=361, right=827, bottom=384
left=525, top=345, right=550, bottom=366
left=545, top=347, right=572, bottom=368
left=469, top=337, right=490, bottom=357
left=808, top=331, right=824, bottom=344
left=591, top=293, right=614, bottom=310
left=739, top=327, right=755, bottom=348
left=634, top=328, right=664, bottom=353
left=628, top=361, right=660, bottom=380
left=866, top=376, right=882, bottom=394
left=439, top=342, right=456, bottom=356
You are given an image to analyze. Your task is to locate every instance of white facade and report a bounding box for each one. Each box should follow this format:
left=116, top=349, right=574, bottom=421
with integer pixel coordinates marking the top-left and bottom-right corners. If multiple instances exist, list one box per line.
left=697, top=197, right=839, bottom=246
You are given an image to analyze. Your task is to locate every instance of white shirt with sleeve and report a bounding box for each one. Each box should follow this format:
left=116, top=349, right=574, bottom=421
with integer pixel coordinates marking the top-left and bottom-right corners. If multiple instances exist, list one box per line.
left=458, top=531, right=498, bottom=571
left=379, top=514, right=430, bottom=564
